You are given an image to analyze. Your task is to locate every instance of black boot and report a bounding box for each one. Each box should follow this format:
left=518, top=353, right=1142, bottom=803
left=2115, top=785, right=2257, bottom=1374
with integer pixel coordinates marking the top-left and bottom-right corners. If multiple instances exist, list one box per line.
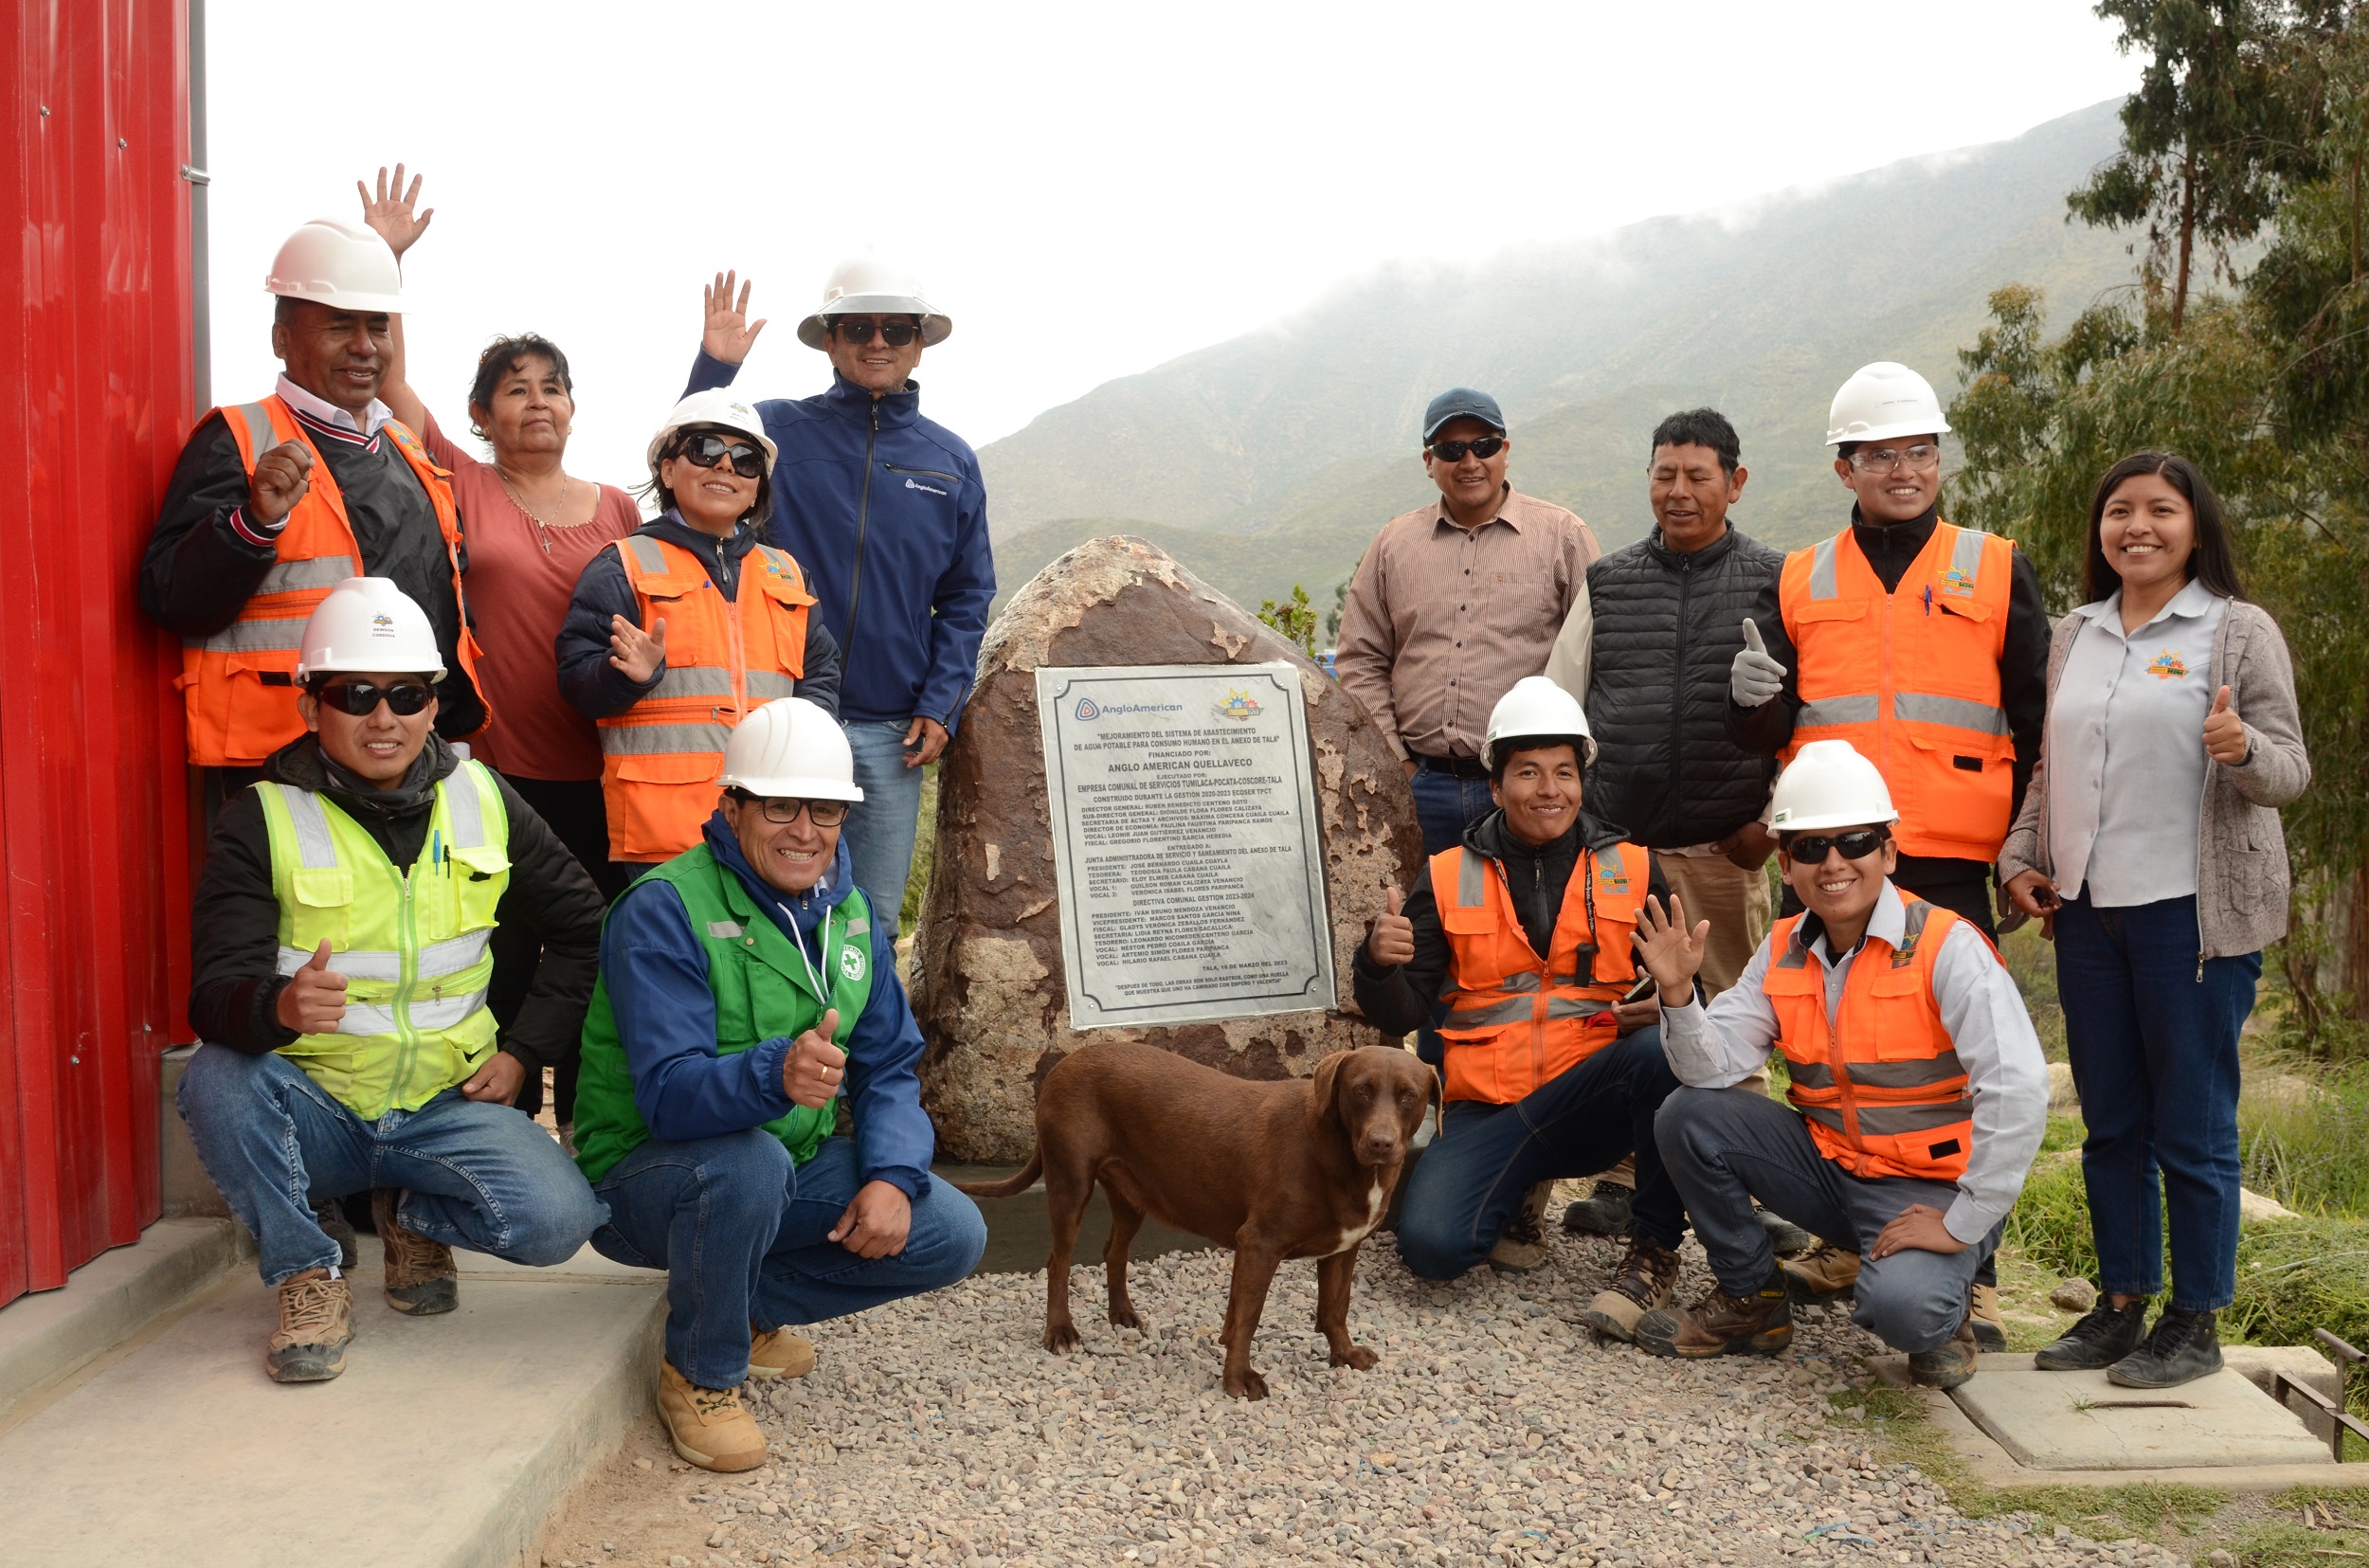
left=2034, top=1298, right=2148, bottom=1371
left=1560, top=1180, right=1634, bottom=1236
left=2108, top=1307, right=2223, bottom=1389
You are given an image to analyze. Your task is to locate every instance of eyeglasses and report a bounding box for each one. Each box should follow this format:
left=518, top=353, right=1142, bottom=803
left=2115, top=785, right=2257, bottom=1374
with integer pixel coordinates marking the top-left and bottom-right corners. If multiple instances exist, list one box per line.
left=314, top=679, right=435, bottom=717
left=1847, top=443, right=1941, bottom=475
left=829, top=317, right=922, bottom=347
left=677, top=434, right=764, bottom=479
left=733, top=792, right=851, bottom=828
left=1428, top=435, right=1506, bottom=462
left=1780, top=828, right=1890, bottom=863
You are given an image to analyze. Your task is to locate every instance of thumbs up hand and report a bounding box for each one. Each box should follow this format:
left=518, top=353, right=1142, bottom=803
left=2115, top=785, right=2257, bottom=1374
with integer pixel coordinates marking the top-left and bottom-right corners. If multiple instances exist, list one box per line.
left=785, top=1009, right=847, bottom=1108
left=1730, top=617, right=1787, bottom=708
left=1368, top=885, right=1417, bottom=968
left=274, top=939, right=349, bottom=1035
left=2203, top=684, right=2250, bottom=765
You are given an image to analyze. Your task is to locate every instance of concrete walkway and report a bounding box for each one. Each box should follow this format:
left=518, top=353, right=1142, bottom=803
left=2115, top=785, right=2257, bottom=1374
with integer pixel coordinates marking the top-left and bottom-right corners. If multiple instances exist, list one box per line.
left=0, top=1236, right=662, bottom=1568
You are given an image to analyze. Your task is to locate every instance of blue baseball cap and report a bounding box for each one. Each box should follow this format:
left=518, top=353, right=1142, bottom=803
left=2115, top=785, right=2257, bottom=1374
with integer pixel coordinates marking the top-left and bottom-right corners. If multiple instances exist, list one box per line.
left=1422, top=387, right=1507, bottom=443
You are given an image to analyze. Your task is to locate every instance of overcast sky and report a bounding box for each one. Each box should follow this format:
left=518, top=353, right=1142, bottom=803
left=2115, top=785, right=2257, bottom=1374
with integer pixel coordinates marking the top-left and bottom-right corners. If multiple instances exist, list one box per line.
left=205, top=1, right=2142, bottom=488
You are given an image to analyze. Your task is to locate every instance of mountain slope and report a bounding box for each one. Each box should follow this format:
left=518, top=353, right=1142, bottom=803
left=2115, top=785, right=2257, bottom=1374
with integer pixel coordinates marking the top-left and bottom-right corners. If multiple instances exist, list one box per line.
left=981, top=99, right=2137, bottom=611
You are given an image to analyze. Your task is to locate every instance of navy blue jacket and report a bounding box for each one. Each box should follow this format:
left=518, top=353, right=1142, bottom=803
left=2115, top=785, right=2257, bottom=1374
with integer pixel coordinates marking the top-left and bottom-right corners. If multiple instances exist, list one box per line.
left=597, top=813, right=934, bottom=1199
left=555, top=510, right=841, bottom=721
left=683, top=354, right=995, bottom=733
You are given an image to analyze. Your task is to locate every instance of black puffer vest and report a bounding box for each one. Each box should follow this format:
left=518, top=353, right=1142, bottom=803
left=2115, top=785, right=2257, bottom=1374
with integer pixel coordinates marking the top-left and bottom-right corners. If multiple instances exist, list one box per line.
left=1584, top=526, right=1785, bottom=847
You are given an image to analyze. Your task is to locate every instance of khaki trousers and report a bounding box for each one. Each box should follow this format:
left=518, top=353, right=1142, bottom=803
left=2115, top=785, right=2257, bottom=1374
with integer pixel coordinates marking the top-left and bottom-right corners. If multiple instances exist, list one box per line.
left=1593, top=851, right=1776, bottom=1190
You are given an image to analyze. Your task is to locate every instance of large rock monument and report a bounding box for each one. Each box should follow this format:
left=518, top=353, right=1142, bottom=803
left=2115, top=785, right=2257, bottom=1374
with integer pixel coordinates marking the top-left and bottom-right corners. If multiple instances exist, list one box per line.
left=912, top=535, right=1425, bottom=1161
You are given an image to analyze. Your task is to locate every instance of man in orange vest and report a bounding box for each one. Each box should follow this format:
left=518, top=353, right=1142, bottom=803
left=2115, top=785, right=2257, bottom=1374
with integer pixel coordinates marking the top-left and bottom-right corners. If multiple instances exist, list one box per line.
left=1726, top=362, right=2048, bottom=941
left=1632, top=741, right=2047, bottom=1389
left=141, top=217, right=487, bottom=809
left=1354, top=678, right=1689, bottom=1337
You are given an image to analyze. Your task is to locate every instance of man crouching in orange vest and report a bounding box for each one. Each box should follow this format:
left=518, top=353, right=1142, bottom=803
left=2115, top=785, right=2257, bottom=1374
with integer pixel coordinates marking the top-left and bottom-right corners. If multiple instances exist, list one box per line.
left=1354, top=677, right=1690, bottom=1340
left=1633, top=740, right=2048, bottom=1389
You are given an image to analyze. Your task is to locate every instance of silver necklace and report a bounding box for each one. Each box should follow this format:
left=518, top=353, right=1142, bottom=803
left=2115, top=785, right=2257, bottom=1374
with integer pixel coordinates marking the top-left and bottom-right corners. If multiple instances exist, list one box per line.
left=496, top=468, right=584, bottom=555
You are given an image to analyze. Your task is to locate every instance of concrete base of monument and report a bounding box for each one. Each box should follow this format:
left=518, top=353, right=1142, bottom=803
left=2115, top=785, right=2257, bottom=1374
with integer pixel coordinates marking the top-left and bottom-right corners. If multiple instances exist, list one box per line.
left=1870, top=1347, right=2353, bottom=1489
left=938, top=1162, right=1215, bottom=1275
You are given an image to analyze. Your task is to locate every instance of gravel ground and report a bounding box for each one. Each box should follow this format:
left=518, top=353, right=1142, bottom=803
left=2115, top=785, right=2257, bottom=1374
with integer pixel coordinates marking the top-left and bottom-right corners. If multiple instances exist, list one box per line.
left=539, top=1215, right=2187, bottom=1568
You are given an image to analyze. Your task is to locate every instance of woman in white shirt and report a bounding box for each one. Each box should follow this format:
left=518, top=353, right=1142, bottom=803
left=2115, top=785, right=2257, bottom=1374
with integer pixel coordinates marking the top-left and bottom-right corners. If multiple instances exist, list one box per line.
left=1999, top=453, right=2309, bottom=1390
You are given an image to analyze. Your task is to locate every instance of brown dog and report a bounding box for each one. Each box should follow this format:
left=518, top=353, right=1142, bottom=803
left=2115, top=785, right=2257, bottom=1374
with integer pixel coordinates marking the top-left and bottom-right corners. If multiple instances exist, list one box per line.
left=955, top=1042, right=1438, bottom=1399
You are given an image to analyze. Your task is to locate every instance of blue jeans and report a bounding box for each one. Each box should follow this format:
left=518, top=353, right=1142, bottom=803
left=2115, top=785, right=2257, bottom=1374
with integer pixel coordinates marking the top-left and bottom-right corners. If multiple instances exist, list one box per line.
left=588, top=1131, right=987, bottom=1388
left=1406, top=762, right=1497, bottom=1069
left=1397, top=1028, right=1685, bottom=1279
left=842, top=719, right=928, bottom=933
left=175, top=1044, right=606, bottom=1286
left=2056, top=892, right=2257, bottom=1311
left=1655, top=1085, right=1998, bottom=1353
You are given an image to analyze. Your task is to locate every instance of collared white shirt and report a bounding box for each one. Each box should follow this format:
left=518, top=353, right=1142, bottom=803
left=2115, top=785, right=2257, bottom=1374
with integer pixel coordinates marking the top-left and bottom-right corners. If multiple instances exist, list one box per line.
left=2046, top=578, right=2227, bottom=906
left=1658, top=881, right=2050, bottom=1245
left=276, top=372, right=393, bottom=440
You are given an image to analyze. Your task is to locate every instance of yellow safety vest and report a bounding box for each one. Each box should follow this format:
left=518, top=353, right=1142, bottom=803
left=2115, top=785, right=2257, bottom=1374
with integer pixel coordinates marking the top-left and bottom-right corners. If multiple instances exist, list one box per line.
left=255, top=760, right=512, bottom=1119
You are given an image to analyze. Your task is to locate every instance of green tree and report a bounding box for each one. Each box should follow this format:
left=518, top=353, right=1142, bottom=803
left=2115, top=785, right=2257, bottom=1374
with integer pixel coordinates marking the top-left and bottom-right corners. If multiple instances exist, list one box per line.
left=1257, top=584, right=1320, bottom=657
left=1324, top=579, right=1348, bottom=645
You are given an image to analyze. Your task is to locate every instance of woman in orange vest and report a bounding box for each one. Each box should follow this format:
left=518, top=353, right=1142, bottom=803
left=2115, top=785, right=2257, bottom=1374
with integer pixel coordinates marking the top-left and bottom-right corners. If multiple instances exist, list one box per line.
left=1353, top=677, right=1689, bottom=1340
left=557, top=392, right=840, bottom=877
left=1632, top=740, right=2049, bottom=1391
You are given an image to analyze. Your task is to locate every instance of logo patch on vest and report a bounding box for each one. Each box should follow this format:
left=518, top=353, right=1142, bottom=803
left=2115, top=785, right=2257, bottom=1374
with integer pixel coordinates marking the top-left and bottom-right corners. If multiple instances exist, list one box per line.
left=839, top=944, right=867, bottom=983
left=2146, top=650, right=2189, bottom=680
left=1939, top=567, right=1977, bottom=597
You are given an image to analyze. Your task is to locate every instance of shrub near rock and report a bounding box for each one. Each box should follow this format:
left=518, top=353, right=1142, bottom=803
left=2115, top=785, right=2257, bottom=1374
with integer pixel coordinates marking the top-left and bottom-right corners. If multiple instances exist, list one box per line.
left=910, top=535, right=1424, bottom=1162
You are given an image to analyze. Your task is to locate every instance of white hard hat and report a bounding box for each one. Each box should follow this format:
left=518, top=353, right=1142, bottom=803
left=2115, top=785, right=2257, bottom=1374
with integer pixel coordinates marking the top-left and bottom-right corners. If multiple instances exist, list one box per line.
left=1483, top=676, right=1597, bottom=769
left=717, top=698, right=864, bottom=802
left=1825, top=361, right=1951, bottom=447
left=1768, top=741, right=1900, bottom=833
left=297, top=577, right=446, bottom=682
left=797, top=251, right=952, bottom=349
left=264, top=218, right=404, bottom=313
left=645, top=389, right=780, bottom=478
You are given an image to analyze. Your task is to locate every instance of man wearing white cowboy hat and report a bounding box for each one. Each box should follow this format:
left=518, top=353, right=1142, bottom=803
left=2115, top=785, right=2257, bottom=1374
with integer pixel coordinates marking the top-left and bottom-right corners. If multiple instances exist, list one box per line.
left=684, top=255, right=995, bottom=933
left=572, top=697, right=986, bottom=1472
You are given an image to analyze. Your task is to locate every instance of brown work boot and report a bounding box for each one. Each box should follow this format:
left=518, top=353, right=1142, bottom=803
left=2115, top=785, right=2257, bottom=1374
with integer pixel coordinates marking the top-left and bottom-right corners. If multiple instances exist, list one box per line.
left=1578, top=1232, right=1682, bottom=1343
left=659, top=1360, right=769, bottom=1472
left=1968, top=1280, right=2009, bottom=1353
left=748, top=1324, right=817, bottom=1380
left=1781, top=1240, right=1861, bottom=1306
left=1908, top=1317, right=1980, bottom=1390
left=1635, top=1267, right=1793, bottom=1359
left=266, top=1269, right=353, bottom=1383
left=1488, top=1181, right=1557, bottom=1272
left=372, top=1188, right=458, bottom=1315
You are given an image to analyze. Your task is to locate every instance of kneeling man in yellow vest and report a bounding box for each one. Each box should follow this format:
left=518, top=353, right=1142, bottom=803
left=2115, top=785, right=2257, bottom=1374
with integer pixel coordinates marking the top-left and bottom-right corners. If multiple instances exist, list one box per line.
left=570, top=697, right=986, bottom=1474
left=175, top=578, right=610, bottom=1384
left=1632, top=740, right=2048, bottom=1389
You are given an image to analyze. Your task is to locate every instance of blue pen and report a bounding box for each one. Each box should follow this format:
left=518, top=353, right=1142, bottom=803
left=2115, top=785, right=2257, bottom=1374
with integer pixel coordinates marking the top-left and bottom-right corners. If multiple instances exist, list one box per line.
left=1923, top=585, right=1933, bottom=616
left=432, top=828, right=443, bottom=874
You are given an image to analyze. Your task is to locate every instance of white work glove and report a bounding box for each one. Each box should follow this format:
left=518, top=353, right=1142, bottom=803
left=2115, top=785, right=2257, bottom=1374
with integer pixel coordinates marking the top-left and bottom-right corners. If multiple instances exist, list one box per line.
left=1729, top=618, right=1786, bottom=708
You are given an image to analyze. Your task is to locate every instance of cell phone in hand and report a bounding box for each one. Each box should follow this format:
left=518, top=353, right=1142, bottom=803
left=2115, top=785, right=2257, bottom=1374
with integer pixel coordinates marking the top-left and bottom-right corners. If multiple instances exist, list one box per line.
left=1621, top=973, right=1657, bottom=1004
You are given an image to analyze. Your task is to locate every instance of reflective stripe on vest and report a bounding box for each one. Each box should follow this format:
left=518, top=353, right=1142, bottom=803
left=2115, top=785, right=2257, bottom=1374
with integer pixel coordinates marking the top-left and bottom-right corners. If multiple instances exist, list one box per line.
left=1431, top=839, right=1650, bottom=1107
left=253, top=761, right=511, bottom=1119
left=1765, top=892, right=1975, bottom=1182
left=596, top=533, right=816, bottom=863
left=1778, top=522, right=2016, bottom=860
left=178, top=397, right=479, bottom=767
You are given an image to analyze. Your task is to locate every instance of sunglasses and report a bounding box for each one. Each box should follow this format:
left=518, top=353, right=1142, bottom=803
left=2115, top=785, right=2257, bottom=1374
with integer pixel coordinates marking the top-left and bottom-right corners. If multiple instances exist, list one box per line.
left=677, top=434, right=765, bottom=479
left=830, top=317, right=922, bottom=347
left=1428, top=435, right=1506, bottom=462
left=732, top=791, right=850, bottom=828
left=314, top=679, right=435, bottom=717
left=1780, top=828, right=1890, bottom=863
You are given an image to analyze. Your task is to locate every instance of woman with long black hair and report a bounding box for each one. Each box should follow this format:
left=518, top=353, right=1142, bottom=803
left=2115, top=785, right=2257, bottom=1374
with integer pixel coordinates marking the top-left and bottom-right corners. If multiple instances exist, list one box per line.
left=2000, top=453, right=2310, bottom=1388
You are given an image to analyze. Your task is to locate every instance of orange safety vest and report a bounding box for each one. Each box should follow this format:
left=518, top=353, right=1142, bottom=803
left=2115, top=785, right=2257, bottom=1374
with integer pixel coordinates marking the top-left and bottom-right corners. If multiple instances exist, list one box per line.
left=175, top=397, right=481, bottom=767
left=597, top=533, right=817, bottom=862
left=1777, top=521, right=2017, bottom=860
left=1764, top=891, right=1974, bottom=1183
left=1431, top=839, right=1651, bottom=1107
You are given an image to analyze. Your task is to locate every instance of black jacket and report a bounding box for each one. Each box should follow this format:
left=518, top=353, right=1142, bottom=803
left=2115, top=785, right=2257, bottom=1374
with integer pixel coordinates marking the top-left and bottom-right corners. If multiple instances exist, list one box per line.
left=555, top=511, right=842, bottom=720
left=189, top=733, right=606, bottom=1069
left=1352, top=809, right=1671, bottom=1036
left=1727, top=505, right=2049, bottom=878
left=139, top=406, right=487, bottom=739
left=1585, top=525, right=1786, bottom=847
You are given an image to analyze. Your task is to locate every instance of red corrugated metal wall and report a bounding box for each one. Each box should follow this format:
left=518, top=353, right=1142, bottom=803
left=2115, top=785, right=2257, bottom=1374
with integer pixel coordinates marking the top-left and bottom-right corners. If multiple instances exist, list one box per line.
left=0, top=0, right=194, bottom=1307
